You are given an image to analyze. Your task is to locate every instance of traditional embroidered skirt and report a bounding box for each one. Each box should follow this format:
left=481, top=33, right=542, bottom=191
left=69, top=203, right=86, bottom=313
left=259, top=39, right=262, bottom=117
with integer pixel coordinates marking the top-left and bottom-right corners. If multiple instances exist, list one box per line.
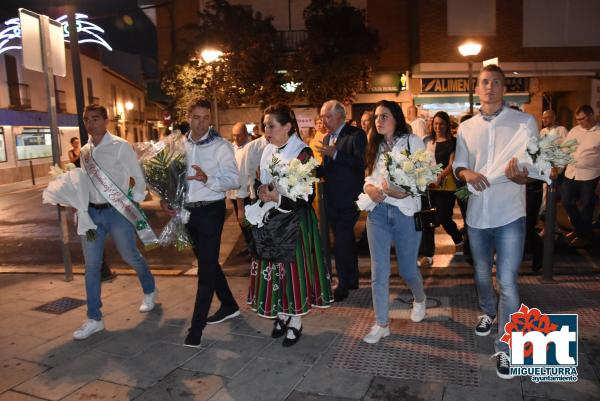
left=247, top=206, right=333, bottom=317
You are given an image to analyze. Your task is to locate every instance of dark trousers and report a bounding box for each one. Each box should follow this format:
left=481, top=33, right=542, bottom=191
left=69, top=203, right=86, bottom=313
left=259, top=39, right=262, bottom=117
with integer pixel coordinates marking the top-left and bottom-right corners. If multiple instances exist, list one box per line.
left=561, top=177, right=599, bottom=239
left=525, top=181, right=543, bottom=267
left=420, top=191, right=463, bottom=257
left=186, top=200, right=237, bottom=335
left=327, top=205, right=360, bottom=290
left=229, top=197, right=253, bottom=246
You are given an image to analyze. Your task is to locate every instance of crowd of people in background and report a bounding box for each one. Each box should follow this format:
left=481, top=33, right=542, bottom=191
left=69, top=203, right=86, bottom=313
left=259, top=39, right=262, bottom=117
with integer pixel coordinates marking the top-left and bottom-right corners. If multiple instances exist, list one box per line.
left=67, top=65, right=599, bottom=382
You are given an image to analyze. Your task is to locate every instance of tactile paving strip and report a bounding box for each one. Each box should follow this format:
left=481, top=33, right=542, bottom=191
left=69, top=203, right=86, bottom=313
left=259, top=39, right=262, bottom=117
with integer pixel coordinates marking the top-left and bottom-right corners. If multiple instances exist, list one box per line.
left=34, top=297, right=86, bottom=314
left=327, top=279, right=481, bottom=386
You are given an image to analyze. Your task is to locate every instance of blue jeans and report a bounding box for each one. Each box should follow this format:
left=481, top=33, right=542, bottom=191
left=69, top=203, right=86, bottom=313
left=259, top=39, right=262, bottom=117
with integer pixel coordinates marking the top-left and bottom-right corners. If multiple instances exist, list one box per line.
left=81, top=207, right=156, bottom=320
left=468, top=217, right=525, bottom=353
left=367, top=203, right=426, bottom=326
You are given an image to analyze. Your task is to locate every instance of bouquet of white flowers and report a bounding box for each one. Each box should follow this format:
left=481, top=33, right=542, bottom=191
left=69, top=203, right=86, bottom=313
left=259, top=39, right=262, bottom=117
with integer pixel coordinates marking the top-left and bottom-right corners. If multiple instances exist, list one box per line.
left=245, top=153, right=319, bottom=227
left=526, top=130, right=577, bottom=174
left=357, top=149, right=442, bottom=211
left=383, top=148, right=443, bottom=197
left=136, top=133, right=191, bottom=251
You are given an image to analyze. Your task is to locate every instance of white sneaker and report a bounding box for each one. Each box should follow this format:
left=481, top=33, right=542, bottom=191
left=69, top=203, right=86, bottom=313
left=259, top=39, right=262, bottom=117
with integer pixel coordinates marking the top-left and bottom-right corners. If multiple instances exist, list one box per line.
left=73, top=319, right=104, bottom=340
left=139, top=289, right=157, bottom=312
left=363, top=324, right=390, bottom=344
left=411, top=297, right=427, bottom=322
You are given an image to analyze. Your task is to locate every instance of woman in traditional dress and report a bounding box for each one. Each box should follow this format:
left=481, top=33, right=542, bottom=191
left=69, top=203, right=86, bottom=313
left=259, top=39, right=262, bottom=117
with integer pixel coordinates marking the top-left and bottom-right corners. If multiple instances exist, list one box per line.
left=247, top=104, right=333, bottom=346
left=362, top=100, right=428, bottom=344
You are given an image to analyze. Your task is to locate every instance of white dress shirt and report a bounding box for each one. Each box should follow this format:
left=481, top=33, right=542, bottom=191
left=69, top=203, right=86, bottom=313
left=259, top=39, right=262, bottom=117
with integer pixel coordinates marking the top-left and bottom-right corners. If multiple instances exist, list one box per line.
left=364, top=134, right=425, bottom=216
left=226, top=139, right=250, bottom=199
left=564, top=123, right=600, bottom=181
left=183, top=132, right=240, bottom=202
left=83, top=133, right=146, bottom=204
left=454, top=107, right=538, bottom=229
left=409, top=117, right=428, bottom=139
left=540, top=125, right=568, bottom=143
left=237, top=136, right=268, bottom=199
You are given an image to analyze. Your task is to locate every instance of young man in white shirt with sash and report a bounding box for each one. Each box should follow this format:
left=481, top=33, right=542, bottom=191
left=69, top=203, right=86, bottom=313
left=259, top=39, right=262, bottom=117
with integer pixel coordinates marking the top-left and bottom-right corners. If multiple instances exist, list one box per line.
left=161, top=97, right=240, bottom=348
left=74, top=104, right=157, bottom=340
left=454, top=65, right=537, bottom=379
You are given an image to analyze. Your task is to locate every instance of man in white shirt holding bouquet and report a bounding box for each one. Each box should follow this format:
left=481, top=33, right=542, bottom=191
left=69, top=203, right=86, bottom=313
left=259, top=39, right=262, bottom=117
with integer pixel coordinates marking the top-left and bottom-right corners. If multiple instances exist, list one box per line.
left=161, top=97, right=240, bottom=348
left=454, top=65, right=537, bottom=380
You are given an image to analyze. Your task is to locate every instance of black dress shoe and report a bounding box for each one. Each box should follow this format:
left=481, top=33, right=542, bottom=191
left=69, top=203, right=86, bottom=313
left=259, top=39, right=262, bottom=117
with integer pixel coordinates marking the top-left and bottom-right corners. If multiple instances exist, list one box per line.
left=183, top=330, right=202, bottom=348
left=271, top=316, right=291, bottom=338
left=334, top=288, right=349, bottom=302
left=349, top=282, right=359, bottom=290
left=282, top=326, right=302, bottom=347
left=100, top=271, right=117, bottom=282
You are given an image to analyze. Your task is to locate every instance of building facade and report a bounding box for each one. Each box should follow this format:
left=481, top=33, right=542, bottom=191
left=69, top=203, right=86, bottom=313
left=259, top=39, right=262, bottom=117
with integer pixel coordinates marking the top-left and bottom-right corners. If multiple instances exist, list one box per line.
left=154, top=0, right=600, bottom=134
left=0, top=43, right=154, bottom=184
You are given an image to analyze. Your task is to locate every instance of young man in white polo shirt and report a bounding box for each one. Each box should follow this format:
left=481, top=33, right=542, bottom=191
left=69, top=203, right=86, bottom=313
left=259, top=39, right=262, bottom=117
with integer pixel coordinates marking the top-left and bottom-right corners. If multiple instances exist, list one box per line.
left=454, top=65, right=538, bottom=379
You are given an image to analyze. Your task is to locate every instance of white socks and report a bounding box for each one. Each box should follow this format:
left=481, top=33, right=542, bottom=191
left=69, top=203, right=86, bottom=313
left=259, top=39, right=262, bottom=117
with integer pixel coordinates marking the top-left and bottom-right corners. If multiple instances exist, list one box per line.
left=286, top=316, right=302, bottom=340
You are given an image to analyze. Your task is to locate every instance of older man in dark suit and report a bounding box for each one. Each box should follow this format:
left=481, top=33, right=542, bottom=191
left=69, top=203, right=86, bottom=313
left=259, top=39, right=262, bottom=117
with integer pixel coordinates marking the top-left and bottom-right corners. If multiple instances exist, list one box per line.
left=316, top=100, right=368, bottom=301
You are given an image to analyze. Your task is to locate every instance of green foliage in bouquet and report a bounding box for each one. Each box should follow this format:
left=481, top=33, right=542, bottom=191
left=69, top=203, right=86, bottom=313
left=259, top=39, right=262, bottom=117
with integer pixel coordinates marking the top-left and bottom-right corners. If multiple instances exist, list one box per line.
left=143, top=148, right=187, bottom=206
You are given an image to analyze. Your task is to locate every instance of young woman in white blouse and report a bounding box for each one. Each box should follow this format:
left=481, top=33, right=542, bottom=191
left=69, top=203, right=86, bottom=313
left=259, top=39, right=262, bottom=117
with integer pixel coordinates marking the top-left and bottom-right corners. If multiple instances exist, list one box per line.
left=362, top=100, right=428, bottom=344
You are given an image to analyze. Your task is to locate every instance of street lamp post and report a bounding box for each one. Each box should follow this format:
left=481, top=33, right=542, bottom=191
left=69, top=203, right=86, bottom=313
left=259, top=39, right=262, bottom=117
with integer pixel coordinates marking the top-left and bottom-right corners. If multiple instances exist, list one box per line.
left=201, top=49, right=223, bottom=133
left=458, top=42, right=482, bottom=115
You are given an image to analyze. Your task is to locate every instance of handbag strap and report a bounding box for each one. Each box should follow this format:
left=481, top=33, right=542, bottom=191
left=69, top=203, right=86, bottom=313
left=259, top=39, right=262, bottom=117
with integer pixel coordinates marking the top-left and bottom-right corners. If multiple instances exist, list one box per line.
left=423, top=187, right=433, bottom=208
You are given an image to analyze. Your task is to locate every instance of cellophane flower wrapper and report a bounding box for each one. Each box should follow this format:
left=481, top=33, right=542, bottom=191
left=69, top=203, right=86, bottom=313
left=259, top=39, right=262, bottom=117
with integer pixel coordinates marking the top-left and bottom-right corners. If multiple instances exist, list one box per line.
left=244, top=154, right=319, bottom=227
left=383, top=148, right=442, bottom=197
left=42, top=164, right=97, bottom=240
left=455, top=125, right=577, bottom=200
left=136, top=134, right=191, bottom=251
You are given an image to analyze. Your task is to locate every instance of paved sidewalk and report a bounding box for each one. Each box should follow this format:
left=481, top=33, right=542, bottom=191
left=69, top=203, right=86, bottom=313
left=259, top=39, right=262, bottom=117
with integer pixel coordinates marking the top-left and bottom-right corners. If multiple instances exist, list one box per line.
left=0, top=273, right=598, bottom=401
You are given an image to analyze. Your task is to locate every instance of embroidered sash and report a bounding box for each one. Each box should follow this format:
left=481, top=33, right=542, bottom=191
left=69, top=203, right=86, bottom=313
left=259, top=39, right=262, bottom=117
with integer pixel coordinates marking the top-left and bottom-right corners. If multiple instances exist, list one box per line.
left=81, top=146, right=158, bottom=248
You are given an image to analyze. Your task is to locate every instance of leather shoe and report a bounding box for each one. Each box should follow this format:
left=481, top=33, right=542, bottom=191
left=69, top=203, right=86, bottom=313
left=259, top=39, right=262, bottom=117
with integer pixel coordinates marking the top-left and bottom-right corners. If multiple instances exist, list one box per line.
left=271, top=316, right=291, bottom=338
left=334, top=288, right=348, bottom=302
left=349, top=282, right=359, bottom=290
left=282, top=326, right=302, bottom=347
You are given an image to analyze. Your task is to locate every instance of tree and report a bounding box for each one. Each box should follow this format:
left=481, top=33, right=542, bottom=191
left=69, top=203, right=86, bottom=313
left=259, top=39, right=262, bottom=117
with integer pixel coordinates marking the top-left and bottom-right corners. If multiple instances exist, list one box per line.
left=291, top=0, right=379, bottom=107
left=161, top=0, right=292, bottom=122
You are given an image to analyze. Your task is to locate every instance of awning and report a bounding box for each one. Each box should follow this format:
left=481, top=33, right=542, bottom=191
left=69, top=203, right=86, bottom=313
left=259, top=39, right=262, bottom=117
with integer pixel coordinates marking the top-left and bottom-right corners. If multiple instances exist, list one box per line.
left=0, top=109, right=79, bottom=127
left=414, top=93, right=530, bottom=105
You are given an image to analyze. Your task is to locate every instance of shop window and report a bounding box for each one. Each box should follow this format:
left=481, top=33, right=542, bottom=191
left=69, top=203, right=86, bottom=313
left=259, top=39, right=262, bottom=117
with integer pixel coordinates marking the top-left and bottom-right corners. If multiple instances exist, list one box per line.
left=0, top=128, right=7, bottom=162
left=16, top=127, right=52, bottom=160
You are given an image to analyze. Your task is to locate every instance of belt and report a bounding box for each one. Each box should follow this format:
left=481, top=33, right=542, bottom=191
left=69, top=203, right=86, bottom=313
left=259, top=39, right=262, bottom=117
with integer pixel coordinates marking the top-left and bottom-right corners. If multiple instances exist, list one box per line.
left=184, top=199, right=223, bottom=209
left=89, top=202, right=112, bottom=210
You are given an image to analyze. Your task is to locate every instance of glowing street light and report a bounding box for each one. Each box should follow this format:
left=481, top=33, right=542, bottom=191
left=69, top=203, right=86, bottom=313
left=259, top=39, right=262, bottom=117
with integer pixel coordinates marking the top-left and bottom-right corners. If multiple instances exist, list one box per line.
left=200, top=48, right=224, bottom=132
left=125, top=101, right=134, bottom=110
left=200, top=49, right=223, bottom=63
left=458, top=42, right=482, bottom=115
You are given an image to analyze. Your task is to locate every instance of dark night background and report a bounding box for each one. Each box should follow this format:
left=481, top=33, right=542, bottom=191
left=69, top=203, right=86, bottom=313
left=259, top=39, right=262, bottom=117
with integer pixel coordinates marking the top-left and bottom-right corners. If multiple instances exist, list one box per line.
left=1, top=0, right=158, bottom=58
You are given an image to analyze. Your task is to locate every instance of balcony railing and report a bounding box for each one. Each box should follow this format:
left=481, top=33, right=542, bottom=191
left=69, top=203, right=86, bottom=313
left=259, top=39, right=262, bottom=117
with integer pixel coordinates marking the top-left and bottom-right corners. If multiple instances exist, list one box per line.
left=8, top=83, right=32, bottom=109
left=277, top=30, right=307, bottom=52
left=88, top=96, right=100, bottom=105
left=55, top=90, right=67, bottom=113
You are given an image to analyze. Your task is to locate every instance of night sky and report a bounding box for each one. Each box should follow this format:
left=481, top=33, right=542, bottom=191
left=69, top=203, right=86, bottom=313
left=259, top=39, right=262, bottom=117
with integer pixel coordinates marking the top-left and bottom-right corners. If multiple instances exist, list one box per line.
left=1, top=0, right=158, bottom=59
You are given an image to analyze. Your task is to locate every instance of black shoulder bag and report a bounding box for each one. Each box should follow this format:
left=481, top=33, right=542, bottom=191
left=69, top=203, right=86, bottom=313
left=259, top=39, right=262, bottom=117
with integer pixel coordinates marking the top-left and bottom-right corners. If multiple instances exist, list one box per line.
left=407, top=136, right=440, bottom=231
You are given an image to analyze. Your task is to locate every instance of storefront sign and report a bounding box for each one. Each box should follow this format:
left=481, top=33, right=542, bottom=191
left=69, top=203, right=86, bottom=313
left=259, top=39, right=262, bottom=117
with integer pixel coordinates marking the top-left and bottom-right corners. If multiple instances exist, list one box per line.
left=369, top=73, right=408, bottom=93
left=421, top=77, right=529, bottom=93
left=0, top=13, right=112, bottom=55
